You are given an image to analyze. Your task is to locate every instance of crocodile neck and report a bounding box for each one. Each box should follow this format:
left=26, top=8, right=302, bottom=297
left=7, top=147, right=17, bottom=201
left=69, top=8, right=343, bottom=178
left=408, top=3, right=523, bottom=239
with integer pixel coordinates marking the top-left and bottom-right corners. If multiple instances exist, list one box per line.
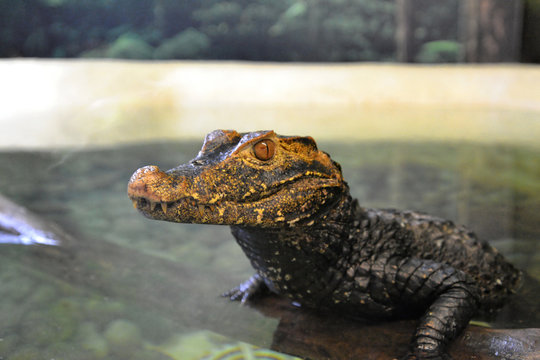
left=230, top=190, right=361, bottom=303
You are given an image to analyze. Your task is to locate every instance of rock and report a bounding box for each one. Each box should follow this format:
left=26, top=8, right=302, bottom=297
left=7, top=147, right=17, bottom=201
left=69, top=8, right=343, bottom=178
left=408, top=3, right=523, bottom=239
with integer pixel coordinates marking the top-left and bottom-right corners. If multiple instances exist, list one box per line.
left=157, top=330, right=228, bottom=359
left=78, top=322, right=109, bottom=358
left=104, top=319, right=142, bottom=356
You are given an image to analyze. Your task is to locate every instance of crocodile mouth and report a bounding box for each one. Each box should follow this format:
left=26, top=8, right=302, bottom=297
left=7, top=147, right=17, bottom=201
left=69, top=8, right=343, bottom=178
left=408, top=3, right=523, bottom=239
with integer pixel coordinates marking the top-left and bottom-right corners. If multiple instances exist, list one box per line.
left=126, top=164, right=209, bottom=220
left=130, top=173, right=339, bottom=225
left=239, top=172, right=336, bottom=204
left=128, top=162, right=342, bottom=225
left=131, top=196, right=220, bottom=218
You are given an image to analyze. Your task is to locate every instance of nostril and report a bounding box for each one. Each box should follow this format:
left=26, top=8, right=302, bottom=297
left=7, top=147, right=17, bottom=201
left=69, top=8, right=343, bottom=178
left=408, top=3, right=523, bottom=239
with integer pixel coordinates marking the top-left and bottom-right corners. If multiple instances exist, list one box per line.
left=130, top=165, right=160, bottom=180
left=190, top=159, right=205, bottom=166
left=141, top=165, right=160, bottom=173
left=128, top=165, right=161, bottom=185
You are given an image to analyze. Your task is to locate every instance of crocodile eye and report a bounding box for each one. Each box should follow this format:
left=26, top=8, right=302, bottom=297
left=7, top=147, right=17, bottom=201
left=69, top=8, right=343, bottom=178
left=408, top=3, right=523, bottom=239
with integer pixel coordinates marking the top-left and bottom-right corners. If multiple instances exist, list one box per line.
left=253, top=139, right=275, bottom=161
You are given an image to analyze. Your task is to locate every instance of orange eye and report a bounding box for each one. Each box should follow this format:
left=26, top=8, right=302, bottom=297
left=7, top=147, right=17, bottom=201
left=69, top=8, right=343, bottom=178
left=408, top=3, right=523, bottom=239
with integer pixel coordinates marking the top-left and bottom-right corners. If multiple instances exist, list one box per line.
left=253, top=139, right=276, bottom=161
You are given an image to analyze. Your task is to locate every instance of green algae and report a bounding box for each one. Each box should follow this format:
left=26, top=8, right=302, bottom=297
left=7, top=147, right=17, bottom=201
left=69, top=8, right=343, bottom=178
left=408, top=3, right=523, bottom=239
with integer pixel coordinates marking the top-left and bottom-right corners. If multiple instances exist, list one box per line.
left=104, top=319, right=143, bottom=357
left=154, top=330, right=302, bottom=360
left=78, top=322, right=109, bottom=358
left=156, top=331, right=229, bottom=360
left=8, top=346, right=41, bottom=360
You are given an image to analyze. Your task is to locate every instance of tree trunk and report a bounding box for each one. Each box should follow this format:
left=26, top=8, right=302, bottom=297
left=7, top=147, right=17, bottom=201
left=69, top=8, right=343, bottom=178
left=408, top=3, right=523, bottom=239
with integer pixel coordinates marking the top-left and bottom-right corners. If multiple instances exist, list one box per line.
left=395, top=0, right=415, bottom=62
left=460, top=0, right=523, bottom=62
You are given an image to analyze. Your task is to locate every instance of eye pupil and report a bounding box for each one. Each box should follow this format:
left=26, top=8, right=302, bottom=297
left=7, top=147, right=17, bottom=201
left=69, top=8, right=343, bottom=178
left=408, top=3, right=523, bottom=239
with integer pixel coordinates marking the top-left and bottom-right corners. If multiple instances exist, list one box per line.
left=253, top=140, right=275, bottom=161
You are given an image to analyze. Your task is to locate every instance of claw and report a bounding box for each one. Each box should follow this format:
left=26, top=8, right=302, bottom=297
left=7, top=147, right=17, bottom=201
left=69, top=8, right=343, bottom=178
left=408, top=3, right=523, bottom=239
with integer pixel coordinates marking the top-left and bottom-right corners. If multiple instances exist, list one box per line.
left=222, top=274, right=266, bottom=304
left=241, top=291, right=251, bottom=305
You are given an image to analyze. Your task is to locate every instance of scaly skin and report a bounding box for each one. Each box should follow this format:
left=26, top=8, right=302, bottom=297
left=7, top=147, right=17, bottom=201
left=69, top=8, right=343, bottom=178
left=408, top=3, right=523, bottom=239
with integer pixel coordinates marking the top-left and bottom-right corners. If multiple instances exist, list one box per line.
left=127, top=130, right=521, bottom=359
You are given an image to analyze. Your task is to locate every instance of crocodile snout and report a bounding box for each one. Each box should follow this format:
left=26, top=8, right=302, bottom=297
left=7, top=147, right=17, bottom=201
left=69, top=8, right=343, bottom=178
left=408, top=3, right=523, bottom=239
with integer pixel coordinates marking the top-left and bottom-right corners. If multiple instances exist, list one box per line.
left=127, top=165, right=165, bottom=202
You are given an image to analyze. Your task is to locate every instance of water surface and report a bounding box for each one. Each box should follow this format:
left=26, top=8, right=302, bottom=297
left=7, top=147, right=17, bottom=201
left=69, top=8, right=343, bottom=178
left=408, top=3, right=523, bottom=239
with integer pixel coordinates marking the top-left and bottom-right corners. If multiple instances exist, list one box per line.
left=0, top=140, right=539, bottom=359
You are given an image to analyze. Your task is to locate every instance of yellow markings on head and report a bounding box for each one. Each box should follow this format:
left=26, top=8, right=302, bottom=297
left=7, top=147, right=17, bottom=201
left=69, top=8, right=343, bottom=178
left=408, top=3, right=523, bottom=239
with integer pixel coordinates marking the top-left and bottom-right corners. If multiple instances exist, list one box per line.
left=279, top=177, right=289, bottom=184
left=218, top=207, right=225, bottom=217
left=304, top=171, right=326, bottom=178
left=242, top=187, right=257, bottom=199
left=208, top=194, right=222, bottom=204
left=254, top=208, right=265, bottom=223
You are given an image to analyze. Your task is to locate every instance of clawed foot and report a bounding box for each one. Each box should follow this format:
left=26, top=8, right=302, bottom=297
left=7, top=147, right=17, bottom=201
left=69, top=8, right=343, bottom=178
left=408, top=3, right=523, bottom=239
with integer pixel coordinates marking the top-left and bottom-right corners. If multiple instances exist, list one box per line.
left=222, top=274, right=266, bottom=304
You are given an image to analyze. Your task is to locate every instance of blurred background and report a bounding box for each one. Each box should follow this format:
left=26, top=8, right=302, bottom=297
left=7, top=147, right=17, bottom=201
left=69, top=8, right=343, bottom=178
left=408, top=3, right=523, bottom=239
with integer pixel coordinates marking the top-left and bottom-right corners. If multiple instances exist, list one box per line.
left=1, top=2, right=540, bottom=360
left=0, top=0, right=538, bottom=62
left=1, top=0, right=540, bottom=148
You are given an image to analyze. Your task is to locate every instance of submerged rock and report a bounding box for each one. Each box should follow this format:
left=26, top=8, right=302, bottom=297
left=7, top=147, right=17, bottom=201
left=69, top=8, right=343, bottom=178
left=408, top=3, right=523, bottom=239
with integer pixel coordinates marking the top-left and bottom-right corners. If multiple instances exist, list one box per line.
left=0, top=194, right=64, bottom=246
left=78, top=322, right=109, bottom=358
left=104, top=319, right=142, bottom=356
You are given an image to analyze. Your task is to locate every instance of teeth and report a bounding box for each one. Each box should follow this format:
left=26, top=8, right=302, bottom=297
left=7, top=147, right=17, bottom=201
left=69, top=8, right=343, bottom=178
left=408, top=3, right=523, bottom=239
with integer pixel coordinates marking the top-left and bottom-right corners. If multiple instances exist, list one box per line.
left=134, top=198, right=222, bottom=217
left=132, top=198, right=171, bottom=214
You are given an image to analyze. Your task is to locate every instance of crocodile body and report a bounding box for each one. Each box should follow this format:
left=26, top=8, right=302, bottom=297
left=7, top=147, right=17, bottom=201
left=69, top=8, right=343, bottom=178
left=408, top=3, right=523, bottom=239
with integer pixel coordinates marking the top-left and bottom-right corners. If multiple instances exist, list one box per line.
left=127, top=130, right=521, bottom=359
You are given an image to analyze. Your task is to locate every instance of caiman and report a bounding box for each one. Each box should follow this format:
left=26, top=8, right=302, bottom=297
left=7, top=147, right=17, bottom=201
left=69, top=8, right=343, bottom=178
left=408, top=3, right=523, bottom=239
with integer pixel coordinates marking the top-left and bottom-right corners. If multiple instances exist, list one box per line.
left=127, top=130, right=521, bottom=360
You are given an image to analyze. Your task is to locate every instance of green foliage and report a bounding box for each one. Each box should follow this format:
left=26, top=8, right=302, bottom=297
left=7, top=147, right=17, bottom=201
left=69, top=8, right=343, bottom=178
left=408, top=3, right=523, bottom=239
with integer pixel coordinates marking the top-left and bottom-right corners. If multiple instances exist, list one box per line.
left=267, top=0, right=396, bottom=61
left=23, top=28, right=50, bottom=56
left=154, top=28, right=210, bottom=59
left=105, top=33, right=154, bottom=60
left=416, top=40, right=461, bottom=63
left=0, top=0, right=470, bottom=62
left=193, top=2, right=242, bottom=26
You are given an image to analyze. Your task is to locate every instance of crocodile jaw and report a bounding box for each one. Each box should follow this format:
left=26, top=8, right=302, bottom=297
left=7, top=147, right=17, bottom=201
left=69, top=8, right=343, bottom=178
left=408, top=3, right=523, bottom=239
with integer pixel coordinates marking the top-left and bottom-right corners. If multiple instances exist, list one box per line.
left=127, top=165, right=343, bottom=227
left=127, top=130, right=346, bottom=227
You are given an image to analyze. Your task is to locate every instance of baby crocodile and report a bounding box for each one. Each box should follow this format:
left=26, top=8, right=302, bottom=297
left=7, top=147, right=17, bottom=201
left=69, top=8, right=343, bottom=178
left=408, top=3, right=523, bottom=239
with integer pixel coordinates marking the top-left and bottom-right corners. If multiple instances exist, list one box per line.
left=127, top=130, right=521, bottom=359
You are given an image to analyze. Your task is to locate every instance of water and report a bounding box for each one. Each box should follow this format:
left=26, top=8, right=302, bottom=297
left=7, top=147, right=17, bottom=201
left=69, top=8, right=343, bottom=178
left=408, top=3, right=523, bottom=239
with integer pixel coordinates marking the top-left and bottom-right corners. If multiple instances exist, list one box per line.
left=0, top=140, right=539, bottom=359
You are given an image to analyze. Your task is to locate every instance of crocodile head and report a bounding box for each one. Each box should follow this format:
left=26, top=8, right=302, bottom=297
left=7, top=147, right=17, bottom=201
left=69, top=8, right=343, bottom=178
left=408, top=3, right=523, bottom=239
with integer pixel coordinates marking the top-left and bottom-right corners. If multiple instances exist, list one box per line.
left=127, top=130, right=346, bottom=228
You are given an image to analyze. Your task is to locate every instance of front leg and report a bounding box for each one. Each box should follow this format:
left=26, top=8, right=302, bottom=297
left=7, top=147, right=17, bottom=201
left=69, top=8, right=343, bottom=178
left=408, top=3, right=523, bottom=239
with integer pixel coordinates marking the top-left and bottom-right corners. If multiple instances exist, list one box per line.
left=383, top=258, right=480, bottom=359
left=223, top=273, right=268, bottom=304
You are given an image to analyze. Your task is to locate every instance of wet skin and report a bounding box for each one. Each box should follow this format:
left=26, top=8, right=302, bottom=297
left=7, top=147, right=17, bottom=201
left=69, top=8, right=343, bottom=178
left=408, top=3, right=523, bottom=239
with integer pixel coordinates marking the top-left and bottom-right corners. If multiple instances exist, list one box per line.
left=128, top=130, right=521, bottom=359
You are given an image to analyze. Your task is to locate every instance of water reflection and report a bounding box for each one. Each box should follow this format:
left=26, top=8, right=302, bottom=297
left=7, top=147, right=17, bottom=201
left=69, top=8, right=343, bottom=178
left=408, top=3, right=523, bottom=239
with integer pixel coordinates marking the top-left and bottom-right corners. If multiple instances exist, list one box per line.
left=0, top=195, right=60, bottom=246
left=0, top=141, right=538, bottom=359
